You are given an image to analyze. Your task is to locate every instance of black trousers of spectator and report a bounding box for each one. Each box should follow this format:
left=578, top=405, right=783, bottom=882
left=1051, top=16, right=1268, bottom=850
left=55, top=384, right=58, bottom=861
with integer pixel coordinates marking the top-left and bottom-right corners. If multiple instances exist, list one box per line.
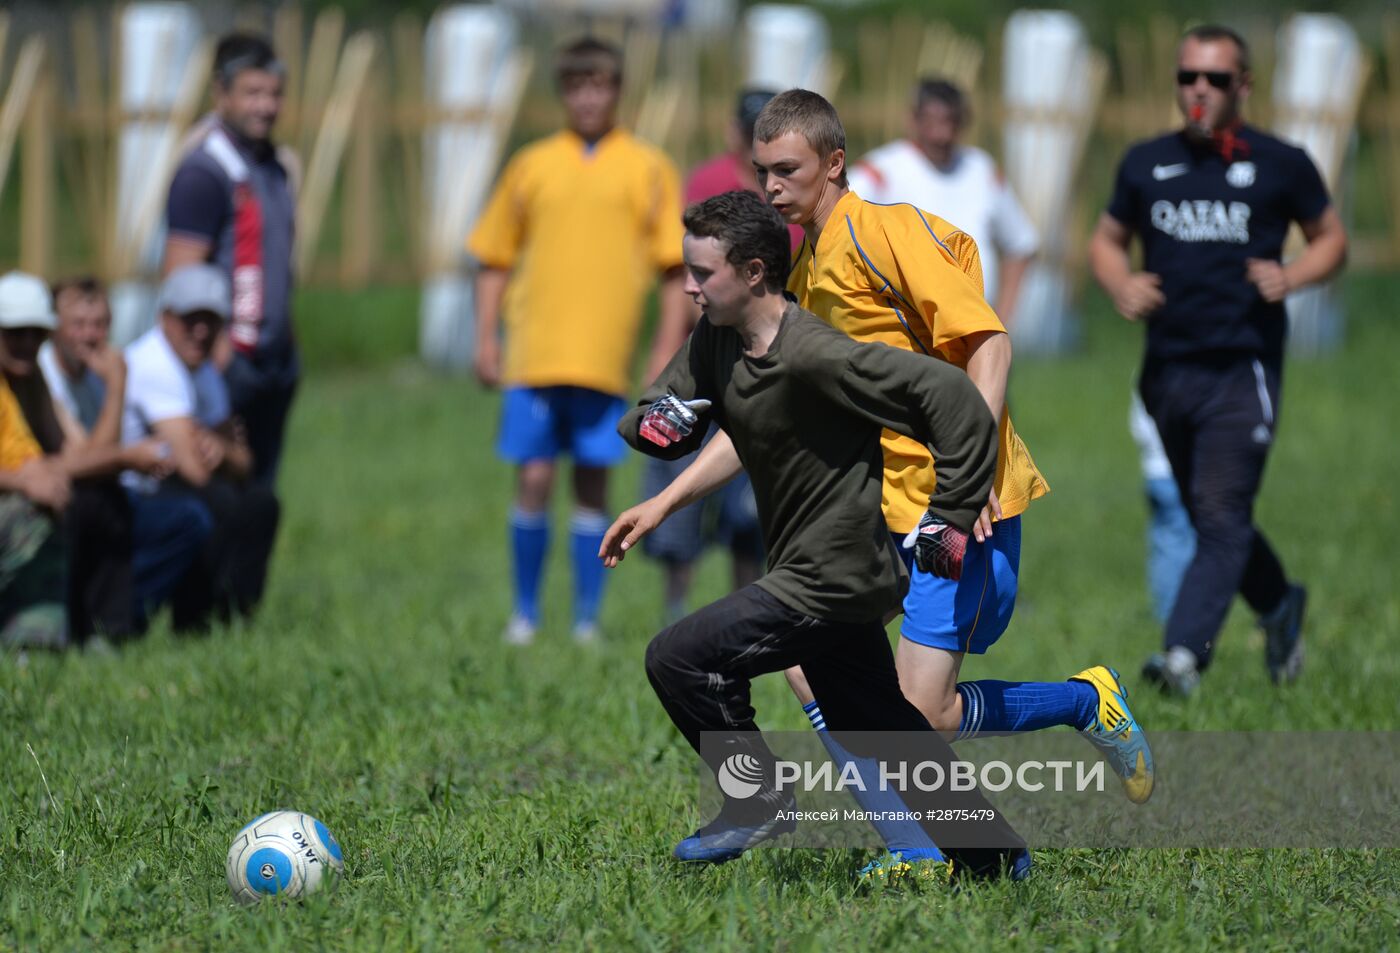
left=227, top=351, right=299, bottom=488
left=170, top=477, right=280, bottom=632
left=645, top=584, right=1024, bottom=868
left=1140, top=354, right=1292, bottom=668
left=65, top=480, right=135, bottom=643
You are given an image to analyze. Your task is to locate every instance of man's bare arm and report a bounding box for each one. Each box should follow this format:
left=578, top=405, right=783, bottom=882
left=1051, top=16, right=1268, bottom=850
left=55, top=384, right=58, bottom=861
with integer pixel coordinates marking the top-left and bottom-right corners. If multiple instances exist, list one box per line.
left=600, top=428, right=744, bottom=568
left=1089, top=213, right=1165, bottom=321
left=474, top=267, right=510, bottom=388
left=962, top=330, right=1010, bottom=425
left=1245, top=206, right=1348, bottom=303
left=163, top=235, right=212, bottom=276
left=993, top=254, right=1031, bottom=330
left=152, top=416, right=213, bottom=486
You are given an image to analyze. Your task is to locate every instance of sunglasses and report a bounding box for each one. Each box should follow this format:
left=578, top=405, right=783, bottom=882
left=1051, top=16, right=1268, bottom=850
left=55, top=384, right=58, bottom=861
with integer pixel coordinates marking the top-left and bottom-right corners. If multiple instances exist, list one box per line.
left=1177, top=69, right=1234, bottom=90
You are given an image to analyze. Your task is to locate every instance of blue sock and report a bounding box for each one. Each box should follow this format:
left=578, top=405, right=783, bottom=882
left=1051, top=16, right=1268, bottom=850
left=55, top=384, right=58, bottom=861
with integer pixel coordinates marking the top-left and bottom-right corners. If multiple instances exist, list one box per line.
left=510, top=508, right=549, bottom=624
left=955, top=680, right=1099, bottom=740
left=802, top=701, right=945, bottom=862
left=570, top=509, right=610, bottom=627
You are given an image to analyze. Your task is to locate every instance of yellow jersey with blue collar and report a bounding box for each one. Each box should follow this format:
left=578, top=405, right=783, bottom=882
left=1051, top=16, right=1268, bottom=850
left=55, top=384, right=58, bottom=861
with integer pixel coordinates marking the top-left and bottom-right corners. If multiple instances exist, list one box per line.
left=468, top=128, right=685, bottom=397
left=788, top=190, right=1048, bottom=533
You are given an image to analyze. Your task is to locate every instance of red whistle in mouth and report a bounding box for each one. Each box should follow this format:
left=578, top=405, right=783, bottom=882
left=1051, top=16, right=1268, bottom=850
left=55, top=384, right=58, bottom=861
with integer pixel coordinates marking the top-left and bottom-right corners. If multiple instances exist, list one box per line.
left=1190, top=103, right=1205, bottom=122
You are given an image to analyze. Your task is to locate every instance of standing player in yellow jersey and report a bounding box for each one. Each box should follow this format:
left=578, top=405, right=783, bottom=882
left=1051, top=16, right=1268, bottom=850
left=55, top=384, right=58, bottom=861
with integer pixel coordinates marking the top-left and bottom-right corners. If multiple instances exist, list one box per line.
left=755, top=89, right=1151, bottom=795
left=469, top=38, right=687, bottom=645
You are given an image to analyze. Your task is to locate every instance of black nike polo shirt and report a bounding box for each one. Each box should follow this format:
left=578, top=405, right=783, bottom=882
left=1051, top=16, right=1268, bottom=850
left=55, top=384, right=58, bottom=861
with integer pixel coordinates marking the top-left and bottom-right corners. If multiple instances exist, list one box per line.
left=1106, top=125, right=1331, bottom=364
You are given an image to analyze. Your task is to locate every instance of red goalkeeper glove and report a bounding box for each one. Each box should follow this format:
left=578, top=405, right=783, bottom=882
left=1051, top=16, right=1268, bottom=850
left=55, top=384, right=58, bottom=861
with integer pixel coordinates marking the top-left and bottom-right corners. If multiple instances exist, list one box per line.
left=638, top=395, right=711, bottom=448
left=903, top=511, right=969, bottom=581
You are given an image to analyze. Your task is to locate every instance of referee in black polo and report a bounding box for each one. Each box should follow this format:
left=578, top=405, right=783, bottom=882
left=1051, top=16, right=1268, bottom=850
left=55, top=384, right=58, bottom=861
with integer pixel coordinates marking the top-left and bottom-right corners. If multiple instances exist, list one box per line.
left=1089, top=24, right=1347, bottom=695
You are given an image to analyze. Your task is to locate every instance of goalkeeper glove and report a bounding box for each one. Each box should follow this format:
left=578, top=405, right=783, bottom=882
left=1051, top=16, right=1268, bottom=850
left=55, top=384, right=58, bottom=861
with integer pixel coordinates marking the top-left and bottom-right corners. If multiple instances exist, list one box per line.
left=639, top=394, right=711, bottom=448
left=902, top=511, right=970, bottom=581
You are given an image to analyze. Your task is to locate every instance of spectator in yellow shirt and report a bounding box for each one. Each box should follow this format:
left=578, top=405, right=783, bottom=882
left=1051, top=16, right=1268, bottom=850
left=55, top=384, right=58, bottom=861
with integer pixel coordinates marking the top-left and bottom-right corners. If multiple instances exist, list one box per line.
left=0, top=272, right=70, bottom=651
left=468, top=37, right=687, bottom=645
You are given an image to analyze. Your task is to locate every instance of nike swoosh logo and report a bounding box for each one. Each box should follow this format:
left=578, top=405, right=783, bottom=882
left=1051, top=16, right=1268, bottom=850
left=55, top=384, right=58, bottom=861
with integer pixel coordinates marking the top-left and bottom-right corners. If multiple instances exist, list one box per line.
left=1153, top=163, right=1189, bottom=181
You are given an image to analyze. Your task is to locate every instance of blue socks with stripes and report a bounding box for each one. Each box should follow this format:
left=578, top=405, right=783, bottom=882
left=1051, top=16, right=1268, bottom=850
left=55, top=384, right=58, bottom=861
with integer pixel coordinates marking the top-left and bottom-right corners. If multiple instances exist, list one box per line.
left=801, top=701, right=946, bottom=863
left=509, top=508, right=549, bottom=625
left=954, top=680, right=1098, bottom=740
left=569, top=509, right=611, bottom=627
left=511, top=507, right=612, bottom=629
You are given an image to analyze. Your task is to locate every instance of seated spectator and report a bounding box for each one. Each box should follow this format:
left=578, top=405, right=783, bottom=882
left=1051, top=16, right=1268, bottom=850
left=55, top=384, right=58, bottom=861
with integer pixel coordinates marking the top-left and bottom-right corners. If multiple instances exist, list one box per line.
left=22, top=275, right=191, bottom=644
left=123, top=264, right=279, bottom=632
left=0, top=272, right=71, bottom=651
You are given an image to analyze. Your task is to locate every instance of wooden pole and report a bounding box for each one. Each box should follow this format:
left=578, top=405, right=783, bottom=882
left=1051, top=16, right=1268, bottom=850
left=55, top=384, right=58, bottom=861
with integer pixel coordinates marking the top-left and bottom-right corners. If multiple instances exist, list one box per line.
left=1384, top=16, right=1400, bottom=264
left=20, top=52, right=54, bottom=277
left=340, top=68, right=380, bottom=288
left=296, top=32, right=375, bottom=278
left=71, top=6, right=108, bottom=275
left=274, top=4, right=306, bottom=140
left=391, top=12, right=424, bottom=275
left=0, top=37, right=44, bottom=203
left=300, top=7, right=345, bottom=165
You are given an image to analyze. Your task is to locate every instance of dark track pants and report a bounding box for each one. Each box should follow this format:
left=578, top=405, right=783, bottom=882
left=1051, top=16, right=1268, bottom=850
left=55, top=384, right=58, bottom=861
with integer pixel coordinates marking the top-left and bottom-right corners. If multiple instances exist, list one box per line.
left=645, top=584, right=1024, bottom=862
left=170, top=479, right=280, bottom=632
left=226, top=352, right=298, bottom=489
left=65, top=481, right=135, bottom=643
left=1140, top=355, right=1292, bottom=667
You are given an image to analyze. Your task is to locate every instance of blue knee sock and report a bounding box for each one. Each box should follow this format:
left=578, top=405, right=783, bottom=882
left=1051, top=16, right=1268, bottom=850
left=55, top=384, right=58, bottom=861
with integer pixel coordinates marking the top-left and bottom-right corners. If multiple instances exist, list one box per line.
left=955, top=680, right=1098, bottom=740
left=802, top=701, right=945, bottom=862
left=510, top=508, right=550, bottom=624
left=570, top=509, right=610, bottom=627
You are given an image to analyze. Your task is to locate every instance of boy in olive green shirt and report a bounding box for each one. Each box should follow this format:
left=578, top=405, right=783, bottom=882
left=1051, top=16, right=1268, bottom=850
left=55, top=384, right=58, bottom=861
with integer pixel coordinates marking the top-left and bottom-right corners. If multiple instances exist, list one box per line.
left=601, top=190, right=1026, bottom=880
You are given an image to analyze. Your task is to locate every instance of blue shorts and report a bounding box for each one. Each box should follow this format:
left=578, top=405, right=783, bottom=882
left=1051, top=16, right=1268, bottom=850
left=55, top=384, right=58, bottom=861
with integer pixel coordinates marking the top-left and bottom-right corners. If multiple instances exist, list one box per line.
left=896, top=515, right=1021, bottom=654
left=496, top=386, right=628, bottom=467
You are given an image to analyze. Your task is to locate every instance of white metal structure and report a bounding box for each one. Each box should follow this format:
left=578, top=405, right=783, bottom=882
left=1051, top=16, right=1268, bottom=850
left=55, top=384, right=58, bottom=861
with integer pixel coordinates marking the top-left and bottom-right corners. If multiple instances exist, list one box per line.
left=1273, top=15, right=1367, bottom=355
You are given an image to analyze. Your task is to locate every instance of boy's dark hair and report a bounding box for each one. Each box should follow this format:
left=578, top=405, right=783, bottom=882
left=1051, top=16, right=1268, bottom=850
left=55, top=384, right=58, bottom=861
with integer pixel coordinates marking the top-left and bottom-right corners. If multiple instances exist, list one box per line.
left=51, top=275, right=106, bottom=302
left=214, top=33, right=281, bottom=88
left=914, top=77, right=969, bottom=126
left=683, top=191, right=791, bottom=293
left=753, top=89, right=847, bottom=187
left=1181, top=24, right=1251, bottom=74
left=556, top=37, right=623, bottom=88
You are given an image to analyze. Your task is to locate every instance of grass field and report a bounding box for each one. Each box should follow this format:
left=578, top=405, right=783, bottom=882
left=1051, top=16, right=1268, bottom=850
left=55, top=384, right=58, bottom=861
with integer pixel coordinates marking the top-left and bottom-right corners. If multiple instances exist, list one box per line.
left=2, top=276, right=1398, bottom=951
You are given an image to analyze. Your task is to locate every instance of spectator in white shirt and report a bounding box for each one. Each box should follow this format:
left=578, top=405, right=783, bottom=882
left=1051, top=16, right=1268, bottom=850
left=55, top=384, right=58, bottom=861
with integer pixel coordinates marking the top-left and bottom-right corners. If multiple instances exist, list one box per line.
left=124, top=264, right=278, bottom=631
left=848, top=77, right=1039, bottom=323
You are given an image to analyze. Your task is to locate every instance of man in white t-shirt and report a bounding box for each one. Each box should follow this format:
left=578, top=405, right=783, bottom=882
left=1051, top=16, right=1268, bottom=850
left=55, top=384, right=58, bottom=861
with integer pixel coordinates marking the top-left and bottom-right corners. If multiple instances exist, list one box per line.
left=848, top=77, right=1039, bottom=322
left=124, top=264, right=279, bottom=631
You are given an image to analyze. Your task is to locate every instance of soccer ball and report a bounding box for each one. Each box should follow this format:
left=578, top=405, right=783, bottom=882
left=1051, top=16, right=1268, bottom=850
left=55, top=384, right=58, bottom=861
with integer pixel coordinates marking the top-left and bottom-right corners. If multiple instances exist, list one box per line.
left=225, top=810, right=344, bottom=904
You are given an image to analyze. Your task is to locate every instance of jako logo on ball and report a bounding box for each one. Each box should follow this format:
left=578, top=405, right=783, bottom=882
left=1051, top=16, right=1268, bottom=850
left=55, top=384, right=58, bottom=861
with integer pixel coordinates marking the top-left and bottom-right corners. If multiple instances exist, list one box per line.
left=717, top=753, right=766, bottom=799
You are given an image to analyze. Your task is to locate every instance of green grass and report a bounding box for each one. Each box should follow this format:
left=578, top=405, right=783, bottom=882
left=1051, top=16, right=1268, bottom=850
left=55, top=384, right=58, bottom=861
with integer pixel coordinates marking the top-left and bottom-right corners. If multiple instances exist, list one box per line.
left=2, top=276, right=1398, bottom=951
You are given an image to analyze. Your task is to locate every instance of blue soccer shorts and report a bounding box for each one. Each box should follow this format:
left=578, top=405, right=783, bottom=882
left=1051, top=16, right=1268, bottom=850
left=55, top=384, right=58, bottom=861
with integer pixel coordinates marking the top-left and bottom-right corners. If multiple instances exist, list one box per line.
left=497, top=386, right=628, bottom=467
left=895, top=515, right=1022, bottom=655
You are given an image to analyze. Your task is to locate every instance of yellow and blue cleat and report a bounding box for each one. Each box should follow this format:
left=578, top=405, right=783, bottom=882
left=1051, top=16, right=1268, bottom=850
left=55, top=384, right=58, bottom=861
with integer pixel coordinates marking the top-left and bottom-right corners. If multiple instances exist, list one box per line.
left=1070, top=665, right=1155, bottom=804
left=857, top=851, right=955, bottom=889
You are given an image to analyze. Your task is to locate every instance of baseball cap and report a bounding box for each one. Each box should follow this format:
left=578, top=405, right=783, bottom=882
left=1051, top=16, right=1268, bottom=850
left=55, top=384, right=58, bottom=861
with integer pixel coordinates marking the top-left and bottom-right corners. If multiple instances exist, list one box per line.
left=737, top=88, right=779, bottom=138
left=0, top=271, right=57, bottom=331
left=158, top=264, right=230, bottom=320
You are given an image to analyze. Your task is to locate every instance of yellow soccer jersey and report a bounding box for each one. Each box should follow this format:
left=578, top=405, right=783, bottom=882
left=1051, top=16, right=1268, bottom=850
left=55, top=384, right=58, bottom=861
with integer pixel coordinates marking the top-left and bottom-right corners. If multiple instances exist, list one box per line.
left=0, top=377, right=40, bottom=471
left=788, top=190, right=1049, bottom=533
left=468, top=128, right=685, bottom=396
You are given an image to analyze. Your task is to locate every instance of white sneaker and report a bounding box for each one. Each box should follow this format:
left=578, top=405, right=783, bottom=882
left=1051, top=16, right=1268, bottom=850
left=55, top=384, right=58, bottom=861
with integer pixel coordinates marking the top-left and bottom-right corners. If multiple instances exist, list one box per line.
left=503, top=615, right=536, bottom=645
left=571, top=622, right=600, bottom=644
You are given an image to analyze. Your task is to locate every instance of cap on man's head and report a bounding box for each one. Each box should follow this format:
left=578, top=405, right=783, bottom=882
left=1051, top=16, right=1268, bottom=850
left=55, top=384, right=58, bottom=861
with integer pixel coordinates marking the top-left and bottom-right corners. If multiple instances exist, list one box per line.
left=0, top=271, right=57, bottom=331
left=158, top=264, right=230, bottom=320
left=737, top=88, right=779, bottom=138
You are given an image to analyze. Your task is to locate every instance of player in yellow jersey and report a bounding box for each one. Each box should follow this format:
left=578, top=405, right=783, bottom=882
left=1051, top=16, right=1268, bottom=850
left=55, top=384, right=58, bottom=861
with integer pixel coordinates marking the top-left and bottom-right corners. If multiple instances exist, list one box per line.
left=606, top=90, right=1153, bottom=875
left=469, top=38, right=687, bottom=645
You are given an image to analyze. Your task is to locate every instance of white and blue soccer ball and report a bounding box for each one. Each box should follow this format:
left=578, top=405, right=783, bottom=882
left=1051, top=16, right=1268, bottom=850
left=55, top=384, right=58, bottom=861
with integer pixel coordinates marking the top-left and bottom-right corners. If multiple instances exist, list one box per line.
left=225, top=810, right=344, bottom=904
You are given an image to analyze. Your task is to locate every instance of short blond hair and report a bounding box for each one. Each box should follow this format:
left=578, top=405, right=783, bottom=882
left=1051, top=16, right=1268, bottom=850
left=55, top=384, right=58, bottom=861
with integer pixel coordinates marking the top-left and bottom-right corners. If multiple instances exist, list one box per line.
left=753, top=89, right=847, bottom=187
